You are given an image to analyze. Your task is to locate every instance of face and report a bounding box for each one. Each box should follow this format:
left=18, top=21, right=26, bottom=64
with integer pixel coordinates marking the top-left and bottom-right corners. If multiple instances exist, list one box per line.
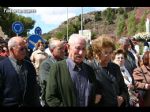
left=123, top=40, right=130, bottom=51
left=52, top=42, right=65, bottom=60
left=38, top=43, right=45, bottom=51
left=99, top=47, right=113, bottom=65
left=12, top=41, right=27, bottom=61
left=68, top=39, right=86, bottom=64
left=113, top=53, right=125, bottom=66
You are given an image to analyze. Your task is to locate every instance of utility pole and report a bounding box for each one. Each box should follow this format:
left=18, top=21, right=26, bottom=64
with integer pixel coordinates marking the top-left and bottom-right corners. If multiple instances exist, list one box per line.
left=81, top=7, right=83, bottom=35
left=67, top=7, right=69, bottom=41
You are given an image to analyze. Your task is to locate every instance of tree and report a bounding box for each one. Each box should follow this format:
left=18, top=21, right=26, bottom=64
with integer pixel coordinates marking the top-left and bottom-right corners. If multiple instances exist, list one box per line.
left=91, top=32, right=97, bottom=40
left=127, top=12, right=137, bottom=36
left=137, top=11, right=147, bottom=33
left=102, top=7, right=116, bottom=24
left=56, top=31, right=64, bottom=40
left=116, top=15, right=126, bottom=37
left=95, top=11, right=102, bottom=21
left=72, top=20, right=81, bottom=33
left=116, top=7, right=125, bottom=15
left=0, top=7, right=35, bottom=38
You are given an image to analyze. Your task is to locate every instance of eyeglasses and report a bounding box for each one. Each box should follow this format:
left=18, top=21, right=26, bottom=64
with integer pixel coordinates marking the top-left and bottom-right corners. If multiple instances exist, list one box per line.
left=101, top=51, right=113, bottom=56
left=116, top=57, right=124, bottom=60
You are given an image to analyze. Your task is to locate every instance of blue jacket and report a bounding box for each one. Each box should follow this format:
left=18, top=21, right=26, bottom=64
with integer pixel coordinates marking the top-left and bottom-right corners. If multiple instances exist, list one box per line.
left=0, top=58, right=40, bottom=106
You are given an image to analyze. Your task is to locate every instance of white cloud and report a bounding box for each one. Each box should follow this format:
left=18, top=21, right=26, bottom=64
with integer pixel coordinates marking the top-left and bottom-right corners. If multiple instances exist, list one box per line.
left=93, top=7, right=108, bottom=11
left=9, top=7, right=82, bottom=33
left=93, top=7, right=119, bottom=11
left=35, top=7, right=77, bottom=25
left=9, top=7, right=78, bottom=26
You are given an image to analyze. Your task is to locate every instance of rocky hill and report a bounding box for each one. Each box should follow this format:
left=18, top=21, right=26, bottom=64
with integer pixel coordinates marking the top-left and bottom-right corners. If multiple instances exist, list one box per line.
left=42, top=7, right=150, bottom=40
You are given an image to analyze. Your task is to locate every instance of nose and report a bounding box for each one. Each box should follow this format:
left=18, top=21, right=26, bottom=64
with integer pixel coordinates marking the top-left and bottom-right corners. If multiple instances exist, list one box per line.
left=78, top=50, right=83, bottom=55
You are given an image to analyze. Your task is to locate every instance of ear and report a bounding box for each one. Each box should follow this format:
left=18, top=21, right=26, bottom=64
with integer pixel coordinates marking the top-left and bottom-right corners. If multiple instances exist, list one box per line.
left=95, top=54, right=100, bottom=60
left=66, top=44, right=70, bottom=53
left=10, top=47, right=13, bottom=51
left=50, top=48, right=54, bottom=53
left=66, top=43, right=70, bottom=49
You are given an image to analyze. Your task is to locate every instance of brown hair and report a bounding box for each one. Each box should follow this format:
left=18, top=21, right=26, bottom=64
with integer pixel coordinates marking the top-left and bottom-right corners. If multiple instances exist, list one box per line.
left=36, top=40, right=45, bottom=48
left=142, top=51, right=150, bottom=66
left=112, top=48, right=127, bottom=60
left=92, top=35, right=116, bottom=57
left=85, top=45, right=93, bottom=60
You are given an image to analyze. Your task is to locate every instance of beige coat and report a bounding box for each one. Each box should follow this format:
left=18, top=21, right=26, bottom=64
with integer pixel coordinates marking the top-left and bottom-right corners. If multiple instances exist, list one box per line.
left=133, top=65, right=150, bottom=106
left=30, top=49, right=48, bottom=75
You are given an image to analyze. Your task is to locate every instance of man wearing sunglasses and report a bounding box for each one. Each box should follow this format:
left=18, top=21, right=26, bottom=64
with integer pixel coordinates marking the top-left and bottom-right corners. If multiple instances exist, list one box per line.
left=0, top=36, right=40, bottom=107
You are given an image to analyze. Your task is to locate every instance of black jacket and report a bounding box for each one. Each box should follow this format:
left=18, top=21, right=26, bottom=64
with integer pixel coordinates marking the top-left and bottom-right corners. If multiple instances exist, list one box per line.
left=94, top=62, right=129, bottom=107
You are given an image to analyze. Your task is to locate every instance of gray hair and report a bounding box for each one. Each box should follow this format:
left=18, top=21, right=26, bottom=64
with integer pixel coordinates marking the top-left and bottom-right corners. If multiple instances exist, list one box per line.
left=8, top=37, right=18, bottom=50
left=48, top=38, right=61, bottom=50
left=118, top=37, right=129, bottom=45
left=68, top=34, right=86, bottom=45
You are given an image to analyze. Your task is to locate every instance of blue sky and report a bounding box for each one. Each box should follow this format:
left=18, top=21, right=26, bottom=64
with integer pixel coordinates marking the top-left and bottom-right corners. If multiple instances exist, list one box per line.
left=9, top=7, right=119, bottom=34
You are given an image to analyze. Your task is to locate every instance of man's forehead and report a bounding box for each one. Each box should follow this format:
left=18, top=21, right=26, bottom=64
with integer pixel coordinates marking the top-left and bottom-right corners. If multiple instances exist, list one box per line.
left=73, top=44, right=86, bottom=48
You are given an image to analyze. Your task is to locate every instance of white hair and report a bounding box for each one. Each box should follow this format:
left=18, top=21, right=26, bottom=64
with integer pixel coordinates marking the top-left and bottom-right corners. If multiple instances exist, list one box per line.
left=8, top=37, right=18, bottom=50
left=68, top=34, right=86, bottom=45
left=118, top=37, right=129, bottom=45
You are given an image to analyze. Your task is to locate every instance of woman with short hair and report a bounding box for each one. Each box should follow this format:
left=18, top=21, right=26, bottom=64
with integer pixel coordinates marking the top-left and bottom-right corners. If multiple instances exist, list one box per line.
left=113, top=49, right=139, bottom=107
left=91, top=35, right=129, bottom=107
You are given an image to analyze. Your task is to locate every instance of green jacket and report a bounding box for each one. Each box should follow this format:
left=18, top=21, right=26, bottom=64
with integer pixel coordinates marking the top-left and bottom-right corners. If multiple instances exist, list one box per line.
left=45, top=59, right=99, bottom=107
left=39, top=56, right=57, bottom=104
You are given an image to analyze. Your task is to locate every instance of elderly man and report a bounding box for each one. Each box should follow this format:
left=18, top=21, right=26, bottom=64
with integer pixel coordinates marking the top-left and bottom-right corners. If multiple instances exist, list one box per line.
left=39, top=38, right=65, bottom=106
left=0, top=36, right=40, bottom=107
left=45, top=34, right=101, bottom=107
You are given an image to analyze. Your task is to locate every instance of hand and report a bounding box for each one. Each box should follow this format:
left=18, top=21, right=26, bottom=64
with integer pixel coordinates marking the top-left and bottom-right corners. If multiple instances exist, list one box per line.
left=95, top=94, right=102, bottom=104
left=145, top=84, right=150, bottom=90
left=128, top=84, right=134, bottom=90
left=117, top=96, right=124, bottom=107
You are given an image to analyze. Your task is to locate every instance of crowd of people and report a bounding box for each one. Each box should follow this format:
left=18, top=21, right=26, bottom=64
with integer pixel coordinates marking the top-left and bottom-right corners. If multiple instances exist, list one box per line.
left=0, top=34, right=150, bottom=107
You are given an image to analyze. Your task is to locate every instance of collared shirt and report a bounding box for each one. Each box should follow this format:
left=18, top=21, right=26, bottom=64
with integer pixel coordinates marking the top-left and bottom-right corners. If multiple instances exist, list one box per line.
left=8, top=56, right=27, bottom=103
left=66, top=58, right=89, bottom=106
left=120, top=66, right=132, bottom=85
left=48, top=55, right=57, bottom=63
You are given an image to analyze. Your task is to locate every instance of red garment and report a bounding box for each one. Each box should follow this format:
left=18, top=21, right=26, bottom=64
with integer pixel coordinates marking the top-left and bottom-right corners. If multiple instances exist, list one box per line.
left=0, top=51, right=9, bottom=57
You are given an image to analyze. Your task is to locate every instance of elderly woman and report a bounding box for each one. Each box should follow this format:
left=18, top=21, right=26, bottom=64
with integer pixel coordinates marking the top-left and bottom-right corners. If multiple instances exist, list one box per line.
left=133, top=51, right=150, bottom=106
left=91, top=35, right=129, bottom=107
left=113, top=49, right=139, bottom=107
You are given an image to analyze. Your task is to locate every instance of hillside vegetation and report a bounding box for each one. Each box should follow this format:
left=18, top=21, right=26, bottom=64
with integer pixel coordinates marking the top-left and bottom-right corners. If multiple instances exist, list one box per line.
left=42, top=7, right=150, bottom=41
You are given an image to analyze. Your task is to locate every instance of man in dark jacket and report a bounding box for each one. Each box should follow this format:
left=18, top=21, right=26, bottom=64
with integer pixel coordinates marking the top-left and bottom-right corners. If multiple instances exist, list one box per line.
left=0, top=36, right=40, bottom=107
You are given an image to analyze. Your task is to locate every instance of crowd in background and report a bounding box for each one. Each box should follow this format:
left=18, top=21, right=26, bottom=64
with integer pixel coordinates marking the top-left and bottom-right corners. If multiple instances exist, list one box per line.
left=0, top=34, right=150, bottom=107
